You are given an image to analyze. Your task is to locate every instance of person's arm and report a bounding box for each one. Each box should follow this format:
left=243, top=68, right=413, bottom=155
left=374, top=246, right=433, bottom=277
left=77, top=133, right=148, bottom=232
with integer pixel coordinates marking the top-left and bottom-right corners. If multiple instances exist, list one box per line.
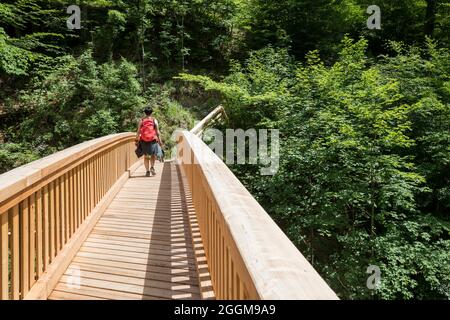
left=155, top=119, right=163, bottom=146
left=135, top=120, right=142, bottom=144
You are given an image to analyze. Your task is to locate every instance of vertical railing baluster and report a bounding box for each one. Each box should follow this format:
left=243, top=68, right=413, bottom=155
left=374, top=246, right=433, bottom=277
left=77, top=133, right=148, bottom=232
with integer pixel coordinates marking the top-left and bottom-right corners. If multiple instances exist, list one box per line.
left=108, top=151, right=110, bottom=192
left=60, top=176, right=66, bottom=247
left=87, top=160, right=91, bottom=213
left=64, top=173, right=70, bottom=241
left=28, top=193, right=36, bottom=287
left=49, top=182, right=55, bottom=261
left=43, top=186, right=49, bottom=269
left=10, top=205, right=20, bottom=299
left=82, top=162, right=87, bottom=221
left=90, top=157, right=94, bottom=212
left=20, top=199, right=30, bottom=297
left=101, top=154, right=104, bottom=199
left=76, top=165, right=81, bottom=229
left=220, top=232, right=224, bottom=299
left=226, top=248, right=231, bottom=300
left=94, top=155, right=98, bottom=206
left=36, top=190, right=43, bottom=278
left=0, top=211, right=9, bottom=299
left=69, top=170, right=74, bottom=236
left=77, top=166, right=80, bottom=228
left=232, top=269, right=236, bottom=299
left=55, top=179, right=61, bottom=254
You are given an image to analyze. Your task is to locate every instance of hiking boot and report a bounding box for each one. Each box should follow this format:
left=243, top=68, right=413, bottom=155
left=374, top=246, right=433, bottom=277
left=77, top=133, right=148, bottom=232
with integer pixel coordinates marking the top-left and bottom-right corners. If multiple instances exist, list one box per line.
left=150, top=167, right=156, bottom=176
left=145, top=171, right=150, bottom=177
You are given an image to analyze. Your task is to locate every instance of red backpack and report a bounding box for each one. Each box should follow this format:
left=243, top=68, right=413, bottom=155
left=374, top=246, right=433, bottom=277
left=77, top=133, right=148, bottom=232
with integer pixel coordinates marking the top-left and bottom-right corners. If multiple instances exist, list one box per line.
left=140, top=118, right=157, bottom=142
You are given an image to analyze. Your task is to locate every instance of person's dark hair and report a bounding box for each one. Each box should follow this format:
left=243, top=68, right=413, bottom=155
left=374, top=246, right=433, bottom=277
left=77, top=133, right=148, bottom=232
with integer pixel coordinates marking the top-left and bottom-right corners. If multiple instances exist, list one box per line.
left=144, top=107, right=153, bottom=116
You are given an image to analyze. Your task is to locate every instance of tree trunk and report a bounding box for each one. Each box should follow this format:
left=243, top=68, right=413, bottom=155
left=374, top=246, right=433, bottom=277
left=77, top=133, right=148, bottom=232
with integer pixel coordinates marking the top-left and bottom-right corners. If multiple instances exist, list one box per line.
left=425, top=0, right=438, bottom=37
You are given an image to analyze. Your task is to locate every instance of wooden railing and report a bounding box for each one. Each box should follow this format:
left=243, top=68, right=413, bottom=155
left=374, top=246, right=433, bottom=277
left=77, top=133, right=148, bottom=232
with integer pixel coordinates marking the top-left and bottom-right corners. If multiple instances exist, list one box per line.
left=176, top=111, right=338, bottom=300
left=190, top=105, right=227, bottom=137
left=0, top=133, right=140, bottom=300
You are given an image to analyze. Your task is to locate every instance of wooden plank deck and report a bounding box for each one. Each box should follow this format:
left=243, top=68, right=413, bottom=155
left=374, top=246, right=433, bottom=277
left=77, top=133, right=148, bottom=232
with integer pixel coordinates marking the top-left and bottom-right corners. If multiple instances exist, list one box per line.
left=48, top=161, right=214, bottom=300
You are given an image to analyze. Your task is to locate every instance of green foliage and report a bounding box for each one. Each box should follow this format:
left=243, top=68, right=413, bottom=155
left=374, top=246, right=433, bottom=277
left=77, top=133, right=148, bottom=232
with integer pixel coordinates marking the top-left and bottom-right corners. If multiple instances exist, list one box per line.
left=0, top=0, right=449, bottom=300
left=79, top=0, right=239, bottom=73
left=1, top=50, right=194, bottom=169
left=0, top=142, right=40, bottom=173
left=0, top=1, right=68, bottom=76
left=8, top=51, right=139, bottom=150
left=179, top=38, right=450, bottom=299
left=0, top=28, right=36, bottom=75
left=239, top=0, right=363, bottom=57
left=237, top=0, right=450, bottom=59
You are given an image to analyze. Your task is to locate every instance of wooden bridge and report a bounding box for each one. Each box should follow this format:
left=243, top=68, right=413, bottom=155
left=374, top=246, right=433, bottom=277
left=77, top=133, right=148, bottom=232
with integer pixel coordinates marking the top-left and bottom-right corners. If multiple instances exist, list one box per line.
left=0, top=107, right=338, bottom=300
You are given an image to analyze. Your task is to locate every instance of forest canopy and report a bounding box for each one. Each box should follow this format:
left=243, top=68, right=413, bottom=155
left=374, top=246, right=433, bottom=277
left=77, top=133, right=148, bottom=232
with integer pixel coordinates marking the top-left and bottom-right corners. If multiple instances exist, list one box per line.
left=0, top=0, right=449, bottom=299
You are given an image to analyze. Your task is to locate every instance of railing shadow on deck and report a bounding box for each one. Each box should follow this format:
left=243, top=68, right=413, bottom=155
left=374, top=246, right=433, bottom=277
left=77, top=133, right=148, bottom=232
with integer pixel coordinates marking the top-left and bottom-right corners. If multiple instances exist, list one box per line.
left=175, top=164, right=215, bottom=299
left=138, top=162, right=212, bottom=299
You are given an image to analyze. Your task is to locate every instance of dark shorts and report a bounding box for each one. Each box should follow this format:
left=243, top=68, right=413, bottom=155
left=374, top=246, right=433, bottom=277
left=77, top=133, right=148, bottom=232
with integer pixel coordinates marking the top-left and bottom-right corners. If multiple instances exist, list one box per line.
left=140, top=140, right=158, bottom=156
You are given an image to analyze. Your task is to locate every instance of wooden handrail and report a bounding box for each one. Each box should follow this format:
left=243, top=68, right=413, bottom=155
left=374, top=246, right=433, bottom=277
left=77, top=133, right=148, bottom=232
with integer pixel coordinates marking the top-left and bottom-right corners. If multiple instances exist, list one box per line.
left=190, top=105, right=226, bottom=136
left=0, top=133, right=140, bottom=299
left=177, top=115, right=338, bottom=299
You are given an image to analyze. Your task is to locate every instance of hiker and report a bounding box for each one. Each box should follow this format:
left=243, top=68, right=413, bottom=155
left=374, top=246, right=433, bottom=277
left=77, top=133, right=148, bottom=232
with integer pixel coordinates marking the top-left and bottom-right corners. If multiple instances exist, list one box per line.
left=135, top=107, right=163, bottom=177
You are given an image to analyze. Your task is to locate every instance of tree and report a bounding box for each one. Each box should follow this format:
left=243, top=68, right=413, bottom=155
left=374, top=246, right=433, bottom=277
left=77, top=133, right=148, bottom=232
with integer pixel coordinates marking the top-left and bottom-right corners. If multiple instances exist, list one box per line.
left=425, top=0, right=439, bottom=36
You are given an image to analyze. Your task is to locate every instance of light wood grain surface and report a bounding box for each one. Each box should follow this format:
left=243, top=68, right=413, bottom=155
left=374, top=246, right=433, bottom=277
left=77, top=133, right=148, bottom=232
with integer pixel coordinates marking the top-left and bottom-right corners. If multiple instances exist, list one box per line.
left=48, top=162, right=213, bottom=300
